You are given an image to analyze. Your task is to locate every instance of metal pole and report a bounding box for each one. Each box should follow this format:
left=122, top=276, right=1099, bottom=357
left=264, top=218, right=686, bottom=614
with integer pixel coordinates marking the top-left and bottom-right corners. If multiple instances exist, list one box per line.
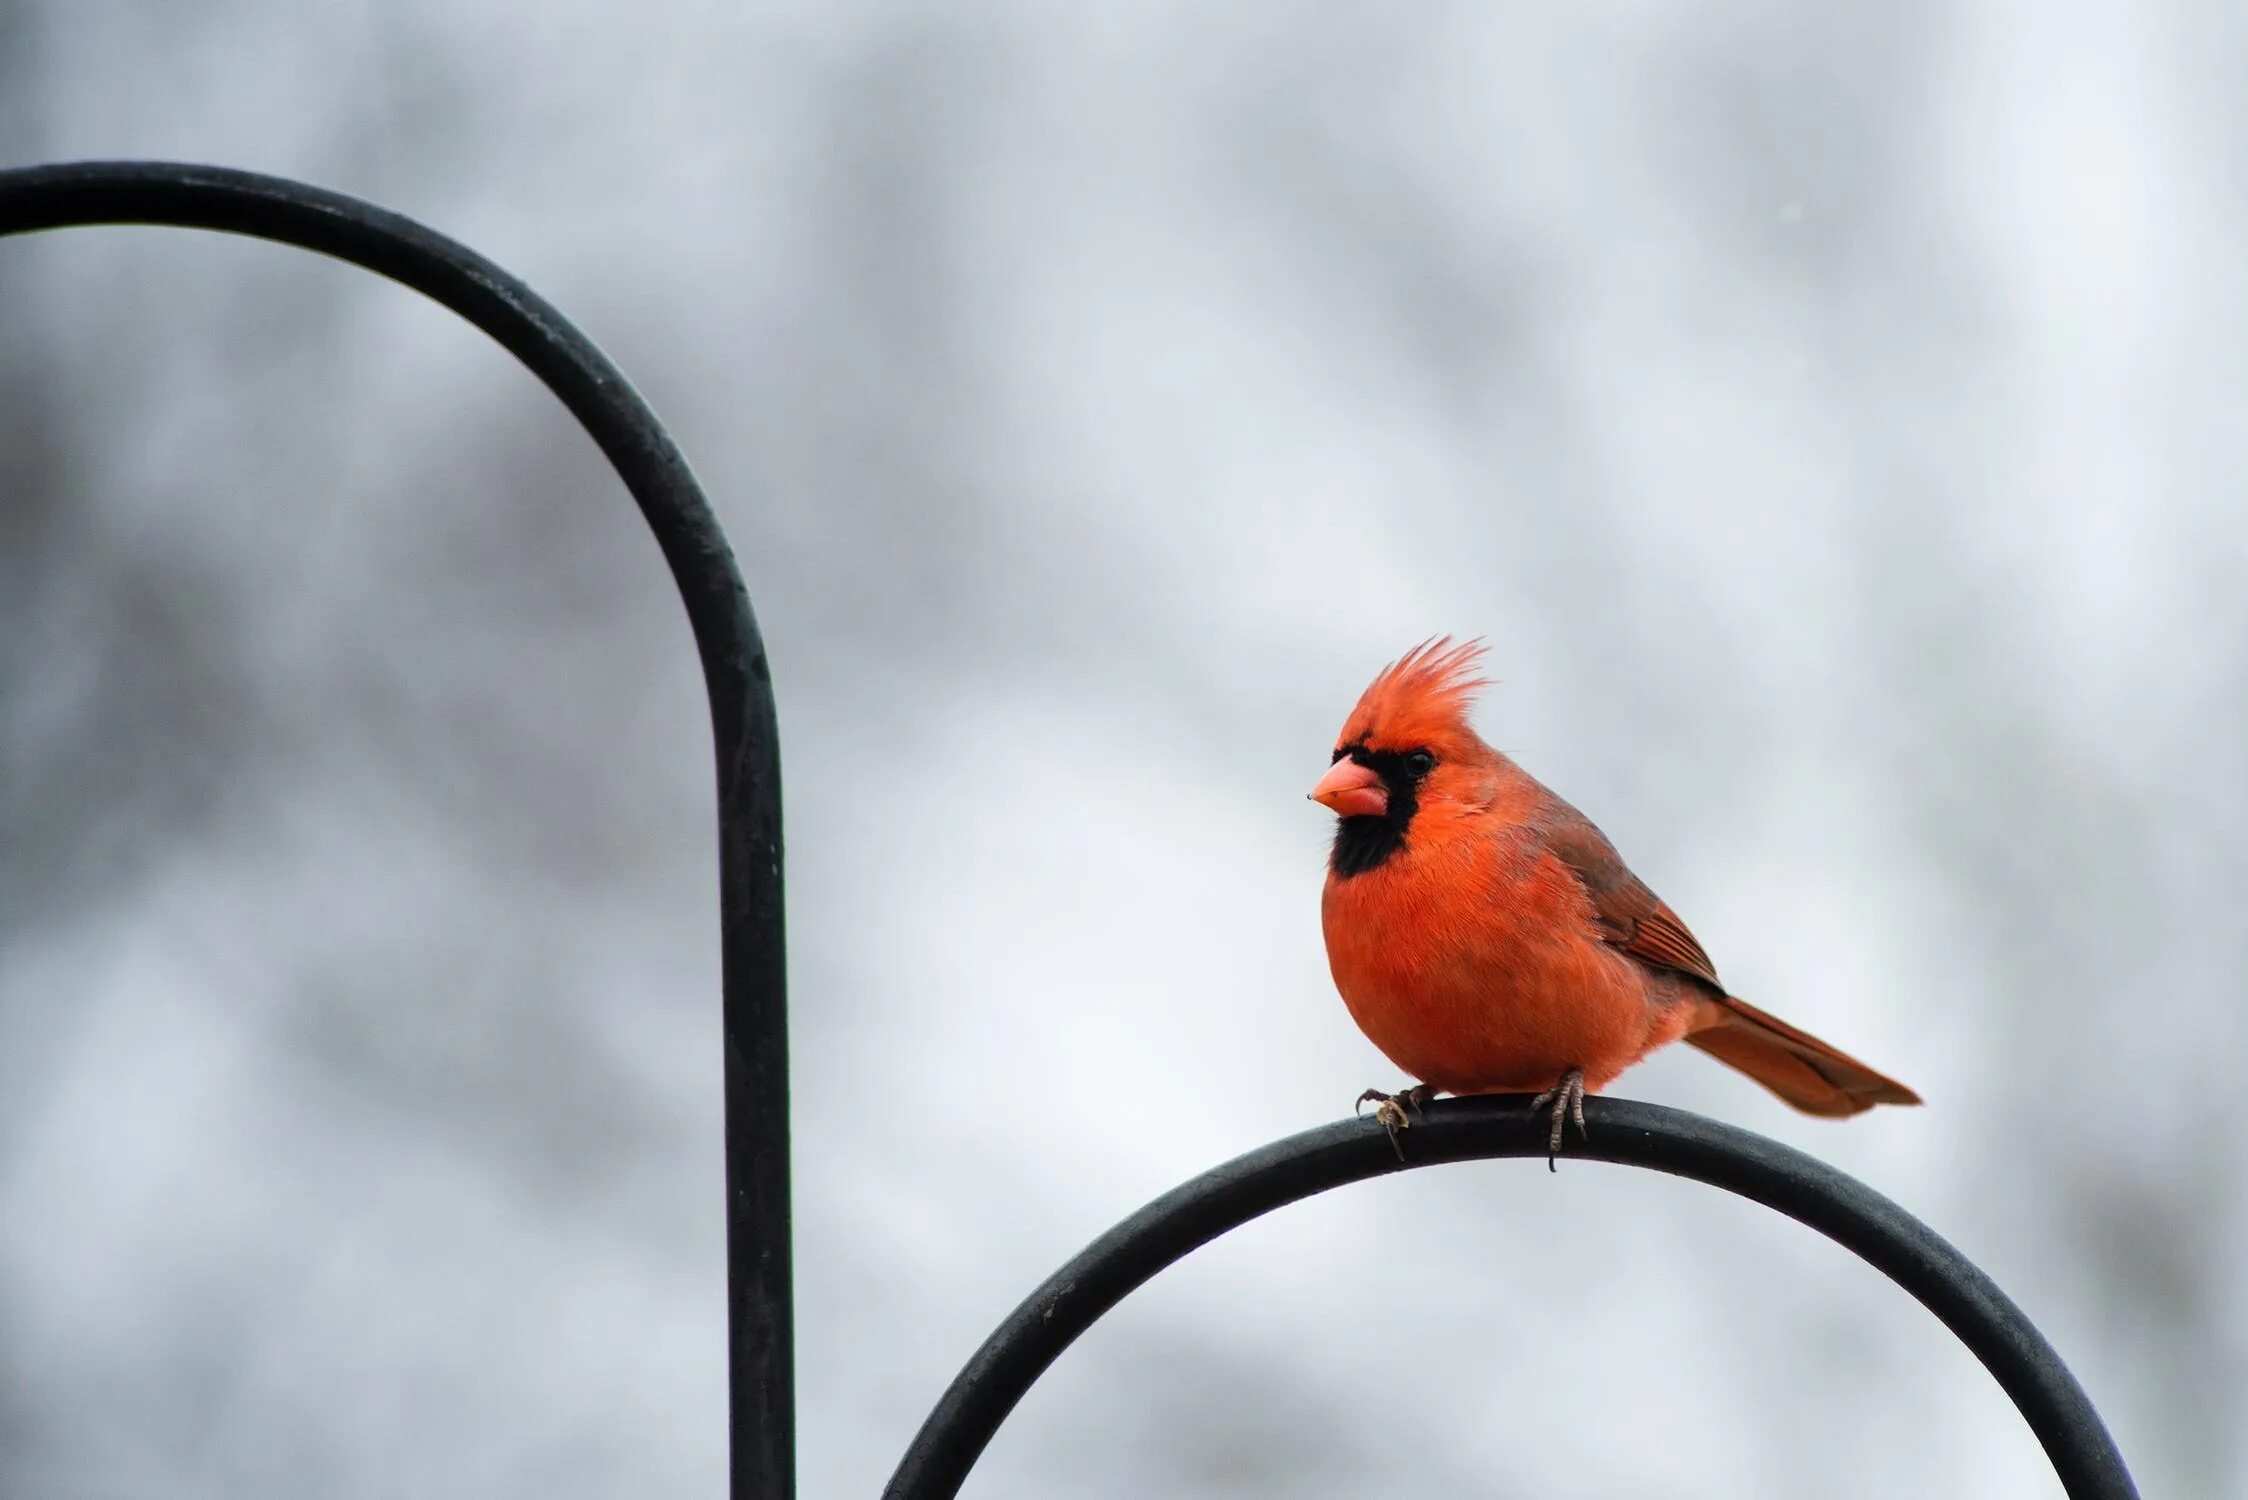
left=0, top=160, right=794, bottom=1500
left=886, top=1095, right=2139, bottom=1500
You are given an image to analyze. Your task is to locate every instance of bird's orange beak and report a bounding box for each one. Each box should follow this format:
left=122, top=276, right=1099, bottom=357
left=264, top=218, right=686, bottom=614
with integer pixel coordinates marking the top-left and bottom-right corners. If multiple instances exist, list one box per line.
left=1309, top=757, right=1388, bottom=819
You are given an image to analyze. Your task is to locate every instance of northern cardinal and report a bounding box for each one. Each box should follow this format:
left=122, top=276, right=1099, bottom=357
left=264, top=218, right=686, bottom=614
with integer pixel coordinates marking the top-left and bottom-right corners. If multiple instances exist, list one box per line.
left=1309, top=638, right=1918, bottom=1162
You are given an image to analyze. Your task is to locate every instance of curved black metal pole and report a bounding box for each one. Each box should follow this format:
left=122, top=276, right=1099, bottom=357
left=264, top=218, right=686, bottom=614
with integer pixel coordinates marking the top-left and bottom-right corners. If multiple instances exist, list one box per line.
left=885, top=1094, right=2139, bottom=1500
left=0, top=161, right=791, bottom=1500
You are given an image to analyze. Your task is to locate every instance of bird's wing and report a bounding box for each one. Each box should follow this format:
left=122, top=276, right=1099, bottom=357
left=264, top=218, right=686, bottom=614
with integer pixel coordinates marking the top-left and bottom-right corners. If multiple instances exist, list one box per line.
left=1540, top=808, right=1723, bottom=991
left=1538, top=797, right=1921, bottom=1115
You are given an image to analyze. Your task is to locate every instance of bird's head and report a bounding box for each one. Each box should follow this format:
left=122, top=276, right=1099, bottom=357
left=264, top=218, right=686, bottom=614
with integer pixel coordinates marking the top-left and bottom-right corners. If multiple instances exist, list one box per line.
left=1310, top=637, right=1493, bottom=876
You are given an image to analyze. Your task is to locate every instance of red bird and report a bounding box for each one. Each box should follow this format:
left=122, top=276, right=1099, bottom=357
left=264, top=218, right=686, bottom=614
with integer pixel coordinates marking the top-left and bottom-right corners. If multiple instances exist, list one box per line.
left=1309, top=638, right=1919, bottom=1162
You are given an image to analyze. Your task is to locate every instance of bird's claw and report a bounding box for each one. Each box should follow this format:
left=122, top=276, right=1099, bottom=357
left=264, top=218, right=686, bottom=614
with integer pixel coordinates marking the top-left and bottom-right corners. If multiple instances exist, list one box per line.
left=1527, top=1068, right=1589, bottom=1172
left=1356, top=1084, right=1437, bottom=1161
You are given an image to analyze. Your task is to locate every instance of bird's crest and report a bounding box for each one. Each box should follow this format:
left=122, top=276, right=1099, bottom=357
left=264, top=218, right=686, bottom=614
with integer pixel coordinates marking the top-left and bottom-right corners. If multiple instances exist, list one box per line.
left=1338, top=636, right=1491, bottom=750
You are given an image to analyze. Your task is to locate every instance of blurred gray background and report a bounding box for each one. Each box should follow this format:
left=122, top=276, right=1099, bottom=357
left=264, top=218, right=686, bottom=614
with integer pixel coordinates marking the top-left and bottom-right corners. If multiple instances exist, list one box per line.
left=2, top=3, right=2240, bottom=1496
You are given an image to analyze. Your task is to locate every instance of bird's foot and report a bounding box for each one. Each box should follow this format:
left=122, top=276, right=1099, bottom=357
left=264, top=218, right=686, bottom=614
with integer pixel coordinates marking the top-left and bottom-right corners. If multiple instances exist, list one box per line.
left=1355, top=1084, right=1440, bottom=1161
left=1527, top=1068, right=1589, bottom=1172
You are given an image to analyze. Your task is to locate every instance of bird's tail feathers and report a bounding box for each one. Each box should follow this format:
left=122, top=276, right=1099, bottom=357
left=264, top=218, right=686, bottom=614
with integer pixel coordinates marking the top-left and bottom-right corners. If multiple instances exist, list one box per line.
left=1686, top=996, right=1921, bottom=1118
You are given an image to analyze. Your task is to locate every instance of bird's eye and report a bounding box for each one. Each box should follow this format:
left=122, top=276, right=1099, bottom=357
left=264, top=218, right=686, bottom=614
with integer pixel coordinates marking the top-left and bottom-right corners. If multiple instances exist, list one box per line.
left=1405, top=749, right=1436, bottom=776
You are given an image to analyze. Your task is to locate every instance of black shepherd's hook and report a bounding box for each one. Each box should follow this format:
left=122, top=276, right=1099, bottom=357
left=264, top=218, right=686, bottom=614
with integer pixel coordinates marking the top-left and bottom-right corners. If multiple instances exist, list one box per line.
left=0, top=160, right=2139, bottom=1500
left=885, top=1095, right=2141, bottom=1499
left=0, top=160, right=792, bottom=1499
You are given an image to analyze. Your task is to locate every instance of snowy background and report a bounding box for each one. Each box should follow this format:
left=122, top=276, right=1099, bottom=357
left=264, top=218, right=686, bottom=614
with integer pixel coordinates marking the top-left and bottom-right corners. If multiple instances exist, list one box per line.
left=4, top=3, right=2242, bottom=1496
